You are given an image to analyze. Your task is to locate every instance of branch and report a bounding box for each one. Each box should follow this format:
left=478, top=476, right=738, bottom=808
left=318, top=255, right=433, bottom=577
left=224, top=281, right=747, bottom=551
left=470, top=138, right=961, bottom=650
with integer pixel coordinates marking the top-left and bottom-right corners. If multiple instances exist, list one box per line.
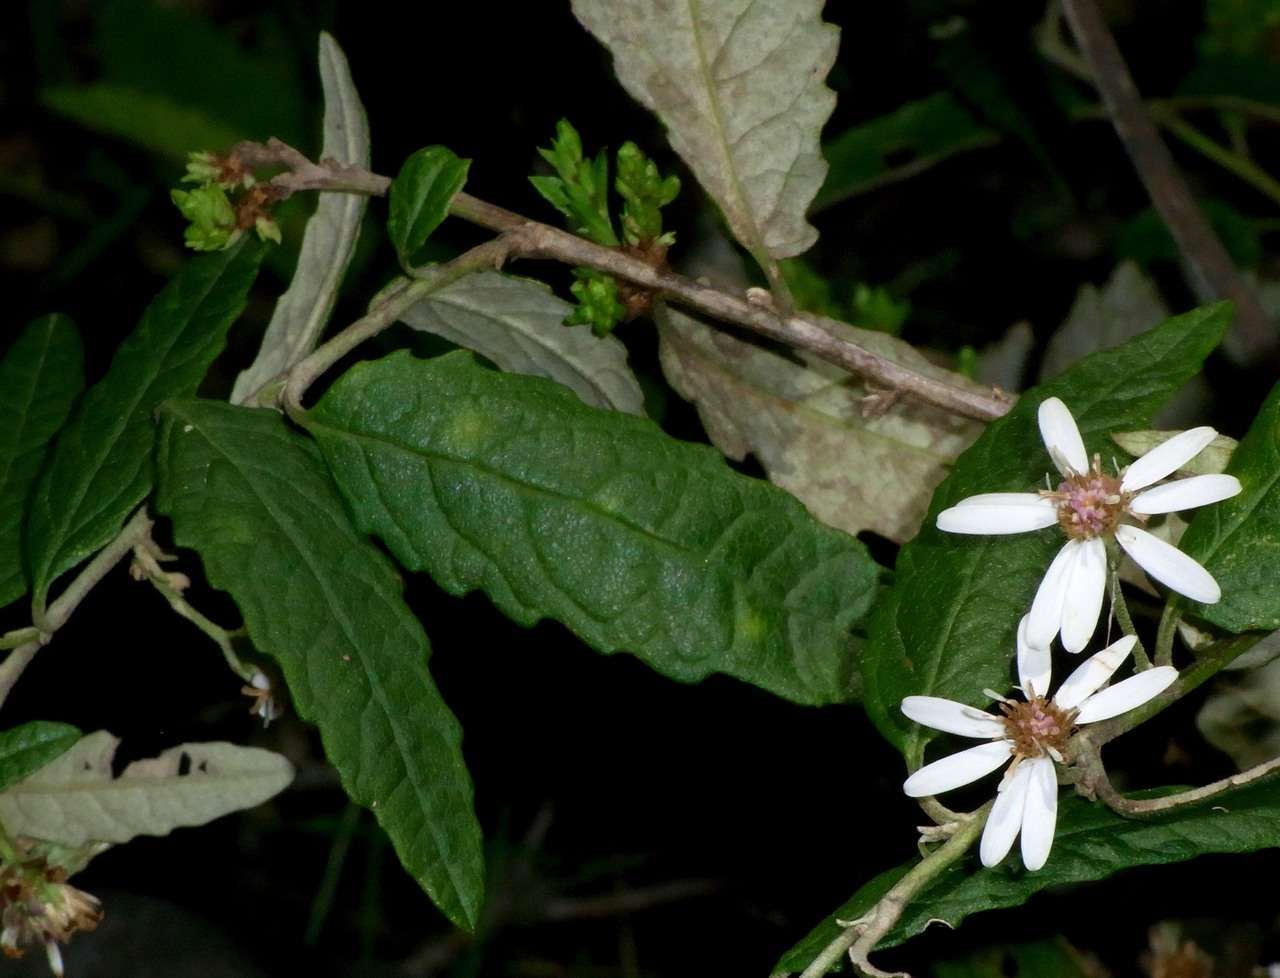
left=235, top=140, right=1012, bottom=424
left=797, top=806, right=989, bottom=978
left=1058, top=0, right=1276, bottom=365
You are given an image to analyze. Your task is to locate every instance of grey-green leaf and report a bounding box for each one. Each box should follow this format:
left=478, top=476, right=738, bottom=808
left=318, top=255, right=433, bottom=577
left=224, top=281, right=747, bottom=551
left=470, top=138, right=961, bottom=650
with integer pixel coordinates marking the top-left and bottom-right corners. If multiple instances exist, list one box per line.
left=863, top=303, right=1231, bottom=760
left=25, top=241, right=263, bottom=610
left=0, top=731, right=292, bottom=847
left=0, top=317, right=84, bottom=608
left=571, top=0, right=838, bottom=267
left=308, top=351, right=879, bottom=706
left=400, top=271, right=644, bottom=414
left=155, top=400, right=484, bottom=929
left=658, top=305, right=982, bottom=543
left=0, top=721, right=81, bottom=793
left=1112, top=429, right=1238, bottom=476
left=776, top=781, right=1280, bottom=975
left=231, top=32, right=371, bottom=405
left=387, top=146, right=470, bottom=269
left=1178, top=378, right=1280, bottom=632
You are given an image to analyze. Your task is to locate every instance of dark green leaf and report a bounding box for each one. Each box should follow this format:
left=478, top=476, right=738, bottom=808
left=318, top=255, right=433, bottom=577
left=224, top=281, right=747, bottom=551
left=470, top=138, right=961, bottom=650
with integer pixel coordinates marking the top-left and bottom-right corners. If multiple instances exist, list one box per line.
left=387, top=147, right=471, bottom=269
left=0, top=317, right=84, bottom=608
left=863, top=304, right=1231, bottom=759
left=308, top=351, right=880, bottom=706
left=0, top=721, right=81, bottom=794
left=776, top=780, right=1280, bottom=975
left=155, top=400, right=484, bottom=929
left=1178, top=378, right=1280, bottom=632
left=25, top=241, right=263, bottom=611
left=815, top=93, right=997, bottom=210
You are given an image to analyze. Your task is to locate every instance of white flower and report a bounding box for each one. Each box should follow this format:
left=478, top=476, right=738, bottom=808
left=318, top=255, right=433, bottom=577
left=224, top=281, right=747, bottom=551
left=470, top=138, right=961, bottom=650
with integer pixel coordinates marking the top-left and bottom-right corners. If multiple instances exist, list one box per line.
left=900, top=618, right=1177, bottom=871
left=936, top=398, right=1241, bottom=652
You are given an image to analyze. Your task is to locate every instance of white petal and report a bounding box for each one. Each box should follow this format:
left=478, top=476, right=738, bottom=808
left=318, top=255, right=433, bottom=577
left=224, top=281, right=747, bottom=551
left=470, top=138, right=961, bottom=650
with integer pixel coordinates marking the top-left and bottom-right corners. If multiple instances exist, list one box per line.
left=1120, top=426, right=1217, bottom=492
left=1115, top=524, right=1221, bottom=603
left=936, top=498, right=1059, bottom=535
left=1053, top=634, right=1137, bottom=710
left=1038, top=397, right=1089, bottom=476
left=901, top=696, right=1005, bottom=739
left=1016, top=615, right=1052, bottom=698
left=1129, top=474, right=1243, bottom=515
left=1060, top=537, right=1107, bottom=654
left=980, top=760, right=1032, bottom=868
left=957, top=492, right=1053, bottom=507
left=903, top=740, right=1014, bottom=798
left=1075, top=666, right=1178, bottom=724
left=1019, top=756, right=1059, bottom=871
left=1027, top=541, right=1077, bottom=648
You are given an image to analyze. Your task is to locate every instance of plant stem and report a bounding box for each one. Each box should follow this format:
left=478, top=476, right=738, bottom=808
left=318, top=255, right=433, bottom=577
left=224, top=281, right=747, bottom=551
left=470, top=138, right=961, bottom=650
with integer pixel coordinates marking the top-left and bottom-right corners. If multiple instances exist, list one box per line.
left=236, top=140, right=1013, bottom=424
left=1108, top=560, right=1151, bottom=670
left=1154, top=601, right=1181, bottom=667
left=1154, top=110, right=1280, bottom=209
left=798, top=804, right=990, bottom=978
left=0, top=628, right=39, bottom=650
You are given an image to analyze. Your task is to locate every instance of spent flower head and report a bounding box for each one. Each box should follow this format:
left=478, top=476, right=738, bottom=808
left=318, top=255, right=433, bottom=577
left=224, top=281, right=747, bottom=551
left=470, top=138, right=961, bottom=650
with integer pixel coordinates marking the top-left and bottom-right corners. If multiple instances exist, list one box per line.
left=901, top=617, right=1177, bottom=870
left=936, top=397, right=1241, bottom=652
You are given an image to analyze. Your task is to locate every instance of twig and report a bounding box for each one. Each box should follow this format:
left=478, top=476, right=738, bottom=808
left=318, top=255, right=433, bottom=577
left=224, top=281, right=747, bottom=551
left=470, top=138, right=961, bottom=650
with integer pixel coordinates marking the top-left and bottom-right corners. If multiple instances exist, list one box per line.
left=236, top=140, right=1012, bottom=424
left=797, top=806, right=989, bottom=978
left=1058, top=0, right=1276, bottom=365
left=1153, top=109, right=1280, bottom=210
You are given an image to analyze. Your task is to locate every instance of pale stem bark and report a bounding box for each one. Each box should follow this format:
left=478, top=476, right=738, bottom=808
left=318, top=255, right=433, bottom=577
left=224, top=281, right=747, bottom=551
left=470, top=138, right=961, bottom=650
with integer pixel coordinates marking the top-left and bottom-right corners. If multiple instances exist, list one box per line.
left=236, top=141, right=1013, bottom=424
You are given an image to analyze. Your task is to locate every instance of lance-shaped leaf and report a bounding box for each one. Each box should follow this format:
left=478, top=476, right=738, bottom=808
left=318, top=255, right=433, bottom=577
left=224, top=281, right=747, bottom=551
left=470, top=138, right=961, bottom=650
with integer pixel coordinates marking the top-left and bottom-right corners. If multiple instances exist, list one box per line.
left=308, top=351, right=879, bottom=706
left=1177, top=379, right=1280, bottom=632
left=25, top=241, right=263, bottom=609
left=400, top=271, right=644, bottom=414
left=155, top=400, right=484, bottom=929
left=388, top=146, right=470, bottom=269
left=775, top=779, right=1280, bottom=975
left=0, top=731, right=291, bottom=846
left=571, top=0, right=838, bottom=269
left=232, top=32, right=371, bottom=405
left=658, top=306, right=982, bottom=543
left=862, top=303, right=1230, bottom=758
left=0, top=721, right=81, bottom=793
left=0, top=316, right=84, bottom=608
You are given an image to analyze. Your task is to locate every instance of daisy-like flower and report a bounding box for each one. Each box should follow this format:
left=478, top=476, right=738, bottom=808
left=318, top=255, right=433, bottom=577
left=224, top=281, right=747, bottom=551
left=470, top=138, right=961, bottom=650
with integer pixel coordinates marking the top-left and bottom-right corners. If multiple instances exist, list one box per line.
left=900, top=618, right=1177, bottom=870
left=936, top=397, right=1241, bottom=652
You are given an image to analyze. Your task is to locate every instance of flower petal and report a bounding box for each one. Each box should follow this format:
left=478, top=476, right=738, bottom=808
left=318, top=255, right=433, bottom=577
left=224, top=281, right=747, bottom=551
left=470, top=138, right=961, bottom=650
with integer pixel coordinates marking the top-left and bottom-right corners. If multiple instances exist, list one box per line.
left=1027, top=541, right=1077, bottom=649
left=1038, top=397, right=1088, bottom=476
left=980, top=761, right=1032, bottom=868
left=1120, top=426, right=1217, bottom=492
left=901, top=696, right=1005, bottom=739
left=1020, top=756, right=1058, bottom=872
left=936, top=498, right=1059, bottom=535
left=903, top=740, right=1014, bottom=798
left=1053, top=634, right=1137, bottom=710
left=1129, top=474, right=1243, bottom=515
left=1017, top=615, right=1052, bottom=698
left=1115, top=524, right=1221, bottom=603
left=1075, top=666, right=1178, bottom=724
left=957, top=492, right=1053, bottom=507
left=1060, top=536, right=1107, bottom=653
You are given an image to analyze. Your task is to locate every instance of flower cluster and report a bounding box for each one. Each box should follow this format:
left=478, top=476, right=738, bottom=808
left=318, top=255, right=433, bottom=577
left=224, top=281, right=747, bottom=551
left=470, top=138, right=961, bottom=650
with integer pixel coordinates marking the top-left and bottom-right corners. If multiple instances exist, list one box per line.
left=0, top=850, right=101, bottom=978
left=900, top=398, right=1240, bottom=871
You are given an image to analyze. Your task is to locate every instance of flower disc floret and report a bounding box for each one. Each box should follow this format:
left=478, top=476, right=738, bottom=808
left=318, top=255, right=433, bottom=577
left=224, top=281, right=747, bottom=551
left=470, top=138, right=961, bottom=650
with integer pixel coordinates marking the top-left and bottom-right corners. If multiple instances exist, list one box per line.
left=999, top=696, right=1076, bottom=759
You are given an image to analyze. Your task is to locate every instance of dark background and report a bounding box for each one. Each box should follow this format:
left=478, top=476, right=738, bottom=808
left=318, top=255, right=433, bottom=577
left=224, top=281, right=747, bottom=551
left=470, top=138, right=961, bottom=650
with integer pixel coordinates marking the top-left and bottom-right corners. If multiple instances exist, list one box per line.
left=3, top=1, right=1280, bottom=975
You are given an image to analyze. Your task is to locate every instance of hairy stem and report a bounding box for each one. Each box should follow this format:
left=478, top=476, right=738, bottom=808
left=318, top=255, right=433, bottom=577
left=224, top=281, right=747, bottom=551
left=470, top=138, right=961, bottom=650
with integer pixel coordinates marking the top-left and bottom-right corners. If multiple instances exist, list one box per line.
left=798, top=805, right=990, bottom=978
left=1154, top=601, right=1181, bottom=667
left=1107, top=555, right=1151, bottom=669
left=235, top=140, right=1013, bottom=423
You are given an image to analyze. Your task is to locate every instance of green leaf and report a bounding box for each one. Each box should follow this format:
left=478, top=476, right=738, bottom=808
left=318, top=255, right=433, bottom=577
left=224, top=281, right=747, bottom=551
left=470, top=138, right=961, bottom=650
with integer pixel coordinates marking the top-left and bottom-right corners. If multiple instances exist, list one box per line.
left=387, top=147, right=471, bottom=270
left=0, top=730, right=291, bottom=847
left=571, top=0, right=838, bottom=268
left=1177, top=379, right=1280, bottom=632
left=1112, top=429, right=1238, bottom=476
left=863, top=303, right=1231, bottom=758
left=41, top=84, right=246, bottom=163
left=776, top=780, right=1280, bottom=975
left=0, top=721, right=81, bottom=793
left=814, top=93, right=998, bottom=211
left=25, top=241, right=264, bottom=611
left=530, top=119, right=619, bottom=248
left=308, top=351, right=880, bottom=706
left=0, top=317, right=84, bottom=608
left=231, top=31, right=372, bottom=404
left=155, top=400, right=484, bottom=929
left=398, top=270, right=645, bottom=414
